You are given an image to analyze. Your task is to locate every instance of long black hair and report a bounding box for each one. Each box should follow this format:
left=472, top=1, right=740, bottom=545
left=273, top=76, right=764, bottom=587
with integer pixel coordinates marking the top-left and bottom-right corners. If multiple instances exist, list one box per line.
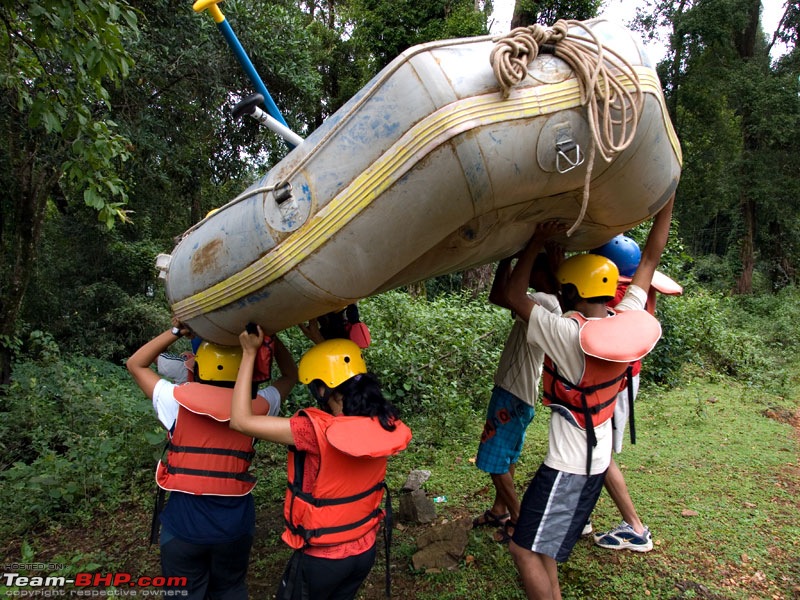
left=333, top=372, right=400, bottom=432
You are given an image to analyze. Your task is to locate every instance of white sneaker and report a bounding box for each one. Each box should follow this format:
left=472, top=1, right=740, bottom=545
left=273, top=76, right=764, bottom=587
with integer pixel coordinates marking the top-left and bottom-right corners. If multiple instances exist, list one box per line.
left=581, top=520, right=593, bottom=536
left=593, top=521, right=653, bottom=552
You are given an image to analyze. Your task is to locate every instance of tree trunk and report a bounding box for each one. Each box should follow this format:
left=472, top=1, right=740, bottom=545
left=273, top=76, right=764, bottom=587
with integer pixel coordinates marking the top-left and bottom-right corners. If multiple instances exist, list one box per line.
left=461, top=264, right=494, bottom=298
left=735, top=197, right=756, bottom=294
left=510, top=3, right=536, bottom=29
left=0, top=143, right=56, bottom=387
left=732, top=0, right=762, bottom=295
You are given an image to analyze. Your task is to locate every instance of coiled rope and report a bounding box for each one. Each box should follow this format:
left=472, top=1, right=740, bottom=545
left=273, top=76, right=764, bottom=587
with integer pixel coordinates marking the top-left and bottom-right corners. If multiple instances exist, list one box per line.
left=490, top=20, right=644, bottom=236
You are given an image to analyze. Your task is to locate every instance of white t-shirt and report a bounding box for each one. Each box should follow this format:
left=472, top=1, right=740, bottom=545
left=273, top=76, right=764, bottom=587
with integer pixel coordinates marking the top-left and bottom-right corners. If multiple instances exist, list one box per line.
left=526, top=285, right=647, bottom=475
left=494, top=292, right=561, bottom=406
left=152, top=379, right=282, bottom=430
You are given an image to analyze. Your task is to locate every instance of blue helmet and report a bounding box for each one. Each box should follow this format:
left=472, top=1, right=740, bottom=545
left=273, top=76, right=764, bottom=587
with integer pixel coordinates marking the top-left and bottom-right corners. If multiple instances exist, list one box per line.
left=592, top=234, right=641, bottom=277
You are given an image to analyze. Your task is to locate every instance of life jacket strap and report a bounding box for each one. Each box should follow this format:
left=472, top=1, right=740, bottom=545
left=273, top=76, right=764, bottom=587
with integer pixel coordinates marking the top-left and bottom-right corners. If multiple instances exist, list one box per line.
left=288, top=480, right=386, bottom=507
left=150, top=440, right=169, bottom=545
left=382, top=482, right=392, bottom=598
left=164, top=464, right=256, bottom=483
left=545, top=363, right=624, bottom=475
left=578, top=392, right=593, bottom=475
left=288, top=507, right=384, bottom=543
left=626, top=366, right=636, bottom=445
left=543, top=363, right=627, bottom=396
left=168, top=442, right=255, bottom=461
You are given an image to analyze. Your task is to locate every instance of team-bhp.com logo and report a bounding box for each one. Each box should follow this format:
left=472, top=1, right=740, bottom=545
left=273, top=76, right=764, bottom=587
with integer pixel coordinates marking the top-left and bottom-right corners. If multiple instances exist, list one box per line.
left=2, top=571, right=188, bottom=596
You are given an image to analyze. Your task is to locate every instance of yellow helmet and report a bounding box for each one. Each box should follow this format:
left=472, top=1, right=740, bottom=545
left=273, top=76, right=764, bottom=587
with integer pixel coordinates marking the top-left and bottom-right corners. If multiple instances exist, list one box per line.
left=298, top=339, right=367, bottom=388
left=195, top=341, right=242, bottom=382
left=557, top=254, right=619, bottom=299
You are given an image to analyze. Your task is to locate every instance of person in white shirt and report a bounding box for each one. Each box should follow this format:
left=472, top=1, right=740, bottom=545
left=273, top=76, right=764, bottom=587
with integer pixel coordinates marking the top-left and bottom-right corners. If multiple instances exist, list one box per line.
left=503, top=195, right=675, bottom=600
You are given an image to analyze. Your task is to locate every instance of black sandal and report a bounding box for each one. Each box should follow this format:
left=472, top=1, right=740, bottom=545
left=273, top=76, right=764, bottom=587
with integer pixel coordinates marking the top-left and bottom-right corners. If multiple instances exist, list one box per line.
left=493, top=520, right=516, bottom=544
left=472, top=510, right=510, bottom=529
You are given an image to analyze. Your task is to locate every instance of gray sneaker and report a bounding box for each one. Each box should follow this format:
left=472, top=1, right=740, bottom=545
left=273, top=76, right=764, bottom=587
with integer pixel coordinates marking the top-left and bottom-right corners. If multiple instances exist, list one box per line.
left=593, top=521, right=653, bottom=552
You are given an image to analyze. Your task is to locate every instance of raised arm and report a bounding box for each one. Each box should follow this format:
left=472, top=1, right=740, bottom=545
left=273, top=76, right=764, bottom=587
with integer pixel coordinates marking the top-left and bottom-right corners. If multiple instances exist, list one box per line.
left=298, top=318, right=325, bottom=344
left=127, top=323, right=190, bottom=399
left=270, top=336, right=298, bottom=400
left=230, top=325, right=295, bottom=445
left=630, top=194, right=675, bottom=293
left=488, top=257, right=513, bottom=309
left=506, top=222, right=565, bottom=321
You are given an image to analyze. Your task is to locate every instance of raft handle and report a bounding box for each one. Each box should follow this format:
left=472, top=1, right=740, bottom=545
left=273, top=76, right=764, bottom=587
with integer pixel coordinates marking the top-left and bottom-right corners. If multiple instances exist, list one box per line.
left=556, top=137, right=584, bottom=173
left=274, top=182, right=293, bottom=205
left=273, top=181, right=299, bottom=219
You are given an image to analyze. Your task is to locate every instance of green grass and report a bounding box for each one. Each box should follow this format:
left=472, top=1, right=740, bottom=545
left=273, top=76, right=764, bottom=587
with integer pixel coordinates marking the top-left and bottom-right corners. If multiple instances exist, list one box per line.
left=3, top=288, right=799, bottom=598
left=372, top=372, right=800, bottom=600
left=2, top=369, right=797, bottom=599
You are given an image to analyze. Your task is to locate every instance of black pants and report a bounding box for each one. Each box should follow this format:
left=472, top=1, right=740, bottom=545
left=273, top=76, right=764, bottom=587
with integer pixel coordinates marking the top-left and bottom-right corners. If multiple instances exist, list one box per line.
left=160, top=533, right=253, bottom=600
left=277, top=544, right=377, bottom=600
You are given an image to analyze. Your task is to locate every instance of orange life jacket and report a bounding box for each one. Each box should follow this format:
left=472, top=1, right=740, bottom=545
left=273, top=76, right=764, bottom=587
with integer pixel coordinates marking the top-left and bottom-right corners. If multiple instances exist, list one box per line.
left=542, top=310, right=661, bottom=474
left=282, top=407, right=412, bottom=549
left=155, top=382, right=270, bottom=496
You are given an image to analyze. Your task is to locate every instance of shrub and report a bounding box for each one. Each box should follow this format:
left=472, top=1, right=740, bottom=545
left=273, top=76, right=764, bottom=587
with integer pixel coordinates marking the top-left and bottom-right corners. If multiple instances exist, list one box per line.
left=358, top=291, right=509, bottom=437
left=647, top=286, right=799, bottom=393
left=0, top=355, right=161, bottom=535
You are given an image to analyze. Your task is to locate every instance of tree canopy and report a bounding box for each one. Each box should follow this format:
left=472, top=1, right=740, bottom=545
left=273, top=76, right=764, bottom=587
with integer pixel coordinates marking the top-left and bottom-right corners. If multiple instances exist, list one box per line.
left=1, top=0, right=798, bottom=381
left=636, top=0, right=800, bottom=292
left=0, top=0, right=139, bottom=382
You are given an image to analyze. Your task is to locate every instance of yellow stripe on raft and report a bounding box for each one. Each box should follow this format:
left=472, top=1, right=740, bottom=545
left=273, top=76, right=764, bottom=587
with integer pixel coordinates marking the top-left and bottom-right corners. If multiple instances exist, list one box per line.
left=173, top=66, right=679, bottom=322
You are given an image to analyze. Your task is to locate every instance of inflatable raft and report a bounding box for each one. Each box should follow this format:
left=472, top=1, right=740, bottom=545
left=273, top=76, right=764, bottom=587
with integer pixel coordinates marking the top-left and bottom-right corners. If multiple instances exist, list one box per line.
left=159, top=18, right=682, bottom=345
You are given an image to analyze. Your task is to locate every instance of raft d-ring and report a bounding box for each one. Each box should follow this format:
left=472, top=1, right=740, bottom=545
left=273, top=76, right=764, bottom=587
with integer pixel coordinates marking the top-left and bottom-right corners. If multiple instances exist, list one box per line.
left=273, top=182, right=298, bottom=220
left=556, top=138, right=584, bottom=173
left=274, top=181, right=293, bottom=205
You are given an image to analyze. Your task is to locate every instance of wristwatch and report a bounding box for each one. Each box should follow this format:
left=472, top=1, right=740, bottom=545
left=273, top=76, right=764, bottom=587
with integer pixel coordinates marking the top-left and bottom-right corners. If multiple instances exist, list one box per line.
left=171, top=326, right=182, bottom=337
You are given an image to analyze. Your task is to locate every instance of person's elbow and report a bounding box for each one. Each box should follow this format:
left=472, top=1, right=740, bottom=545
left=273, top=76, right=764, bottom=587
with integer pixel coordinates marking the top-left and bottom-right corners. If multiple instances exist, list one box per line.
left=126, top=352, right=144, bottom=376
left=229, top=412, right=250, bottom=434
left=507, top=295, right=533, bottom=322
left=488, top=288, right=505, bottom=307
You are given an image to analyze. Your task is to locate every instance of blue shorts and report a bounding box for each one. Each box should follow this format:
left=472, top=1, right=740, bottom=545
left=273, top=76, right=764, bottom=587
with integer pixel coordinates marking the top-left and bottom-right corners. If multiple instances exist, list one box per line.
left=475, top=386, right=535, bottom=475
left=512, top=464, right=605, bottom=562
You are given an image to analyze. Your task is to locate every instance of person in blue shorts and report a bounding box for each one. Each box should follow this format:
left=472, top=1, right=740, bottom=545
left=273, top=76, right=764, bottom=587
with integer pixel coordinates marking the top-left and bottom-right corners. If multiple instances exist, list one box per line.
left=502, top=194, right=674, bottom=600
left=473, top=252, right=560, bottom=543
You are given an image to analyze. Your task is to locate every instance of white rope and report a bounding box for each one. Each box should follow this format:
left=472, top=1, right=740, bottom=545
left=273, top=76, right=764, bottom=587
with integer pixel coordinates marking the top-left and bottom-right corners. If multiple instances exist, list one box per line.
left=490, top=20, right=644, bottom=235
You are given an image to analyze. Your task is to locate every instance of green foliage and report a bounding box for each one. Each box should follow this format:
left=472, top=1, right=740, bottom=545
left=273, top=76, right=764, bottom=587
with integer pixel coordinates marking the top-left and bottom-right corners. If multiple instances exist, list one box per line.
left=22, top=213, right=171, bottom=362
left=358, top=291, right=509, bottom=430
left=347, top=0, right=490, bottom=72
left=0, top=0, right=140, bottom=382
left=511, top=0, right=602, bottom=27
left=646, top=286, right=800, bottom=393
left=0, top=355, right=160, bottom=535
left=0, top=0, right=138, bottom=224
left=640, top=0, right=800, bottom=291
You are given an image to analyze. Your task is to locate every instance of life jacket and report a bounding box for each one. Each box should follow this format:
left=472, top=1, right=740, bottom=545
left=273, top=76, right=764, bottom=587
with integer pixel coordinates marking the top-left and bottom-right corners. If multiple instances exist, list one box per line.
left=283, top=407, right=412, bottom=549
left=155, top=382, right=270, bottom=496
left=618, top=272, right=683, bottom=318
left=614, top=274, right=683, bottom=378
left=542, top=310, right=661, bottom=474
